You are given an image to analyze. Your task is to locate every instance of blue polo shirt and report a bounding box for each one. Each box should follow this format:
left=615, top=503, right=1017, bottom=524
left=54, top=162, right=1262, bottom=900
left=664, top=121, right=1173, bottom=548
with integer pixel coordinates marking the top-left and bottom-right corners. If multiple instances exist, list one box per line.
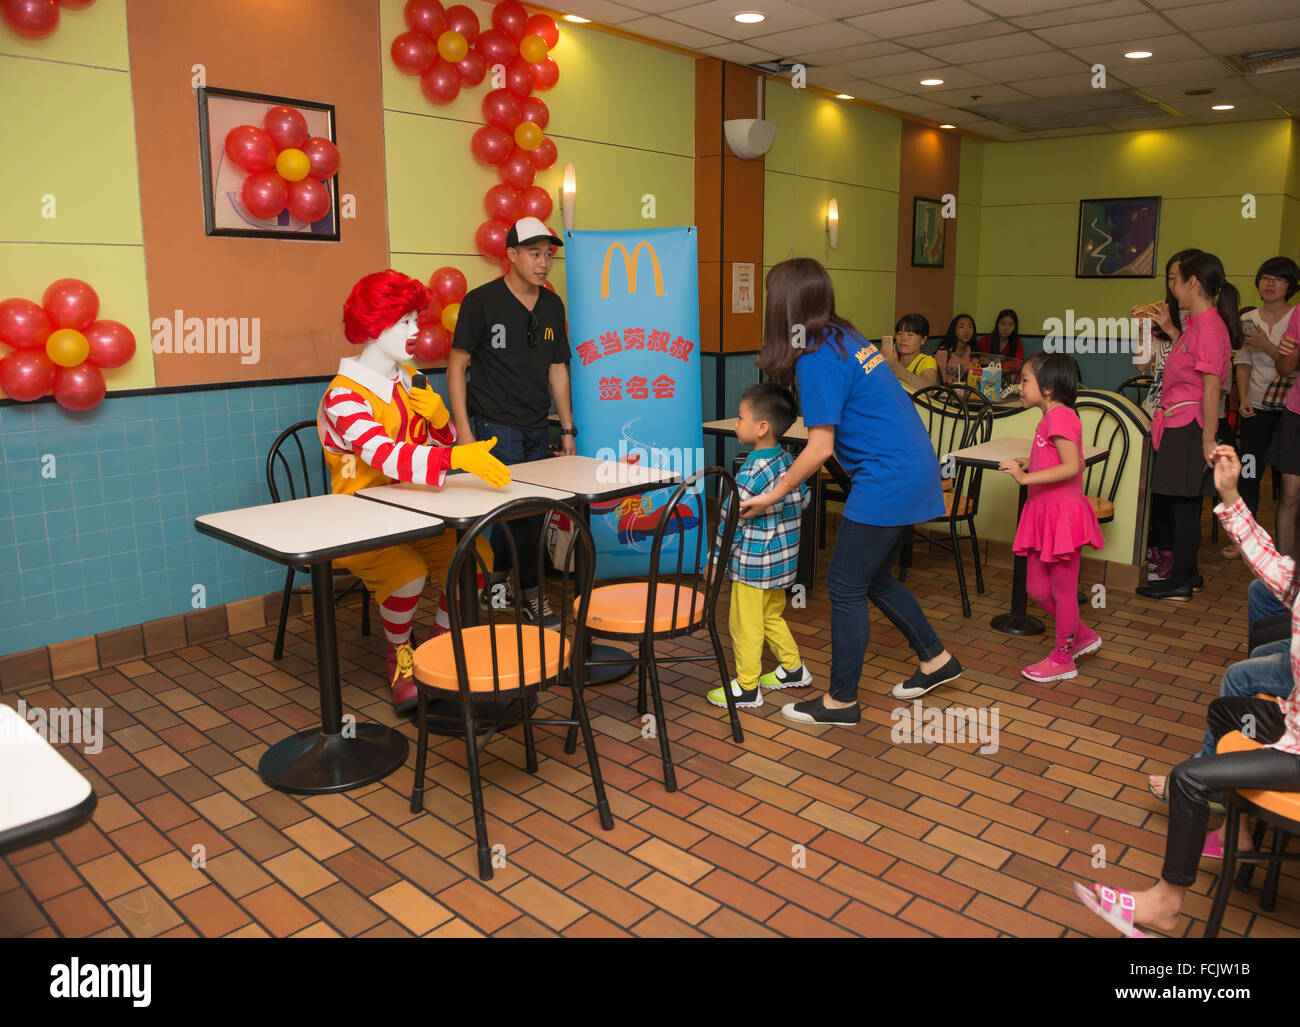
left=795, top=327, right=944, bottom=527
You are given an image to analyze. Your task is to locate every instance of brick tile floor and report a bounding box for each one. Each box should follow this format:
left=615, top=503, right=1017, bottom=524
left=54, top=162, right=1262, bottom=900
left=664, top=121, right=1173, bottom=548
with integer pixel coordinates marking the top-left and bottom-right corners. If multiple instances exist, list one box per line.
left=3, top=508, right=1297, bottom=937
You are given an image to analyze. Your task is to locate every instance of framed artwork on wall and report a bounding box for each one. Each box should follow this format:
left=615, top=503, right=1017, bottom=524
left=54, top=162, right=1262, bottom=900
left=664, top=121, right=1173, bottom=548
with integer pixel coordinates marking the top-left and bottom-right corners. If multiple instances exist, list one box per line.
left=1076, top=196, right=1160, bottom=278
left=910, top=196, right=945, bottom=269
left=197, top=87, right=340, bottom=241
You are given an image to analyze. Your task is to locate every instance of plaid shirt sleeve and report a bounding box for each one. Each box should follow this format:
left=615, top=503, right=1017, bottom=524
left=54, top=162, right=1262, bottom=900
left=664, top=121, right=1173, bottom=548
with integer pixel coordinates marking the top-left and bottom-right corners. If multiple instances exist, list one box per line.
left=723, top=453, right=806, bottom=589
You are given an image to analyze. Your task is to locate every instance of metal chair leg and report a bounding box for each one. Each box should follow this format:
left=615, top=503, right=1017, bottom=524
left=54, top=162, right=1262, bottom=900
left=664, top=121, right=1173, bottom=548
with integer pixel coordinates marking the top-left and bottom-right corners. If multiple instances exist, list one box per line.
left=967, top=518, right=984, bottom=594
left=709, top=622, right=743, bottom=743
left=1235, top=818, right=1268, bottom=891
left=460, top=697, right=493, bottom=881
left=570, top=673, right=614, bottom=830
left=636, top=644, right=649, bottom=718
left=1261, top=828, right=1288, bottom=912
left=274, top=567, right=295, bottom=660
left=644, top=648, right=677, bottom=793
left=361, top=586, right=371, bottom=637
left=1205, top=798, right=1241, bottom=937
left=949, top=517, right=971, bottom=618
left=521, top=687, right=539, bottom=775
left=410, top=685, right=429, bottom=814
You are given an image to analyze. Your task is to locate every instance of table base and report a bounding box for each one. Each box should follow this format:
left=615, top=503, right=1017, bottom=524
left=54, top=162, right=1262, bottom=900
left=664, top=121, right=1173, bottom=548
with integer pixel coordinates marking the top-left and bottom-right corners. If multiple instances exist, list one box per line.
left=586, top=642, right=637, bottom=685
left=413, top=694, right=540, bottom=736
left=991, top=611, right=1044, bottom=636
left=259, top=724, right=409, bottom=794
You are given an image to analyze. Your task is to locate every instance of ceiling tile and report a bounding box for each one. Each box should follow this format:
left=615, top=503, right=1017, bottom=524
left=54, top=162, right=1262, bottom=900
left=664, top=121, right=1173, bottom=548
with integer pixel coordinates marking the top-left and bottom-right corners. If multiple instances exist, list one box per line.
left=744, top=20, right=877, bottom=58
left=1138, top=79, right=1262, bottom=104
left=803, top=67, right=860, bottom=88
left=872, top=94, right=948, bottom=114
left=659, top=0, right=825, bottom=37
left=1004, top=73, right=1112, bottom=98
left=915, top=82, right=1035, bottom=105
left=893, top=21, right=1017, bottom=48
left=1249, top=69, right=1300, bottom=92
left=1032, top=12, right=1177, bottom=47
left=1008, top=0, right=1148, bottom=30
left=800, top=40, right=905, bottom=65
left=1140, top=0, right=1218, bottom=8
left=970, top=0, right=1077, bottom=14
left=1165, top=0, right=1300, bottom=31
left=619, top=14, right=731, bottom=47
left=963, top=52, right=1091, bottom=82
left=1097, top=56, right=1237, bottom=87
left=831, top=50, right=948, bottom=78
left=550, top=0, right=645, bottom=23
left=1064, top=35, right=1210, bottom=65
left=786, top=0, right=914, bottom=16
left=699, top=39, right=778, bottom=63
left=1030, top=125, right=1113, bottom=137
left=1195, top=18, right=1300, bottom=56
left=844, top=0, right=994, bottom=39
left=867, top=65, right=994, bottom=92
left=921, top=31, right=1053, bottom=65
left=833, top=78, right=908, bottom=101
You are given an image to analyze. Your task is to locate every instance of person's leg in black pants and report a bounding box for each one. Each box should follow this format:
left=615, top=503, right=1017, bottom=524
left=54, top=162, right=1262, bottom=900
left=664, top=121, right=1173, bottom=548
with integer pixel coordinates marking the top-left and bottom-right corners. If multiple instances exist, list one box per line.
left=1148, top=491, right=1174, bottom=555
left=511, top=427, right=551, bottom=591
left=1168, top=494, right=1203, bottom=584
left=473, top=419, right=527, bottom=594
left=1237, top=410, right=1279, bottom=517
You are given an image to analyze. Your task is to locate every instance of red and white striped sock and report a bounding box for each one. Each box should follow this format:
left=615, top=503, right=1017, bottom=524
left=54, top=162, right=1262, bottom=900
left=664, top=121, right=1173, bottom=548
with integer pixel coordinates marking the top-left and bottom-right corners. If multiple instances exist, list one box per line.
left=380, top=577, right=424, bottom=646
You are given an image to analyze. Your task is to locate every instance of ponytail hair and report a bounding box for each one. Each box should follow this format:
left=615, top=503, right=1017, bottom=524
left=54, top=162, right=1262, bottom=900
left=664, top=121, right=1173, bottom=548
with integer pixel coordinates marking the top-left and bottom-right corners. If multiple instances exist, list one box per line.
left=1175, top=250, right=1242, bottom=350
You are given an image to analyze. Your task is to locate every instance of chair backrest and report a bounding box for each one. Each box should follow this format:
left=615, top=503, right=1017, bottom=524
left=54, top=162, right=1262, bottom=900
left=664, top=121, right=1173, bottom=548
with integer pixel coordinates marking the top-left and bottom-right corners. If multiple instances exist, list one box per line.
left=1075, top=398, right=1128, bottom=503
left=443, top=497, right=596, bottom=703
left=911, top=385, right=972, bottom=466
left=945, top=382, right=992, bottom=419
left=645, top=467, right=740, bottom=640
left=1116, top=374, right=1153, bottom=409
left=267, top=420, right=328, bottom=502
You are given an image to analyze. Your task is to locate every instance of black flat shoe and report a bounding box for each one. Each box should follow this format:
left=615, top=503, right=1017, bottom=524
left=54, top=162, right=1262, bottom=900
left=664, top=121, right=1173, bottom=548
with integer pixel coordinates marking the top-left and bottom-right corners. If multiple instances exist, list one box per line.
left=891, top=655, right=963, bottom=700
left=781, top=696, right=860, bottom=725
left=1136, top=580, right=1192, bottom=601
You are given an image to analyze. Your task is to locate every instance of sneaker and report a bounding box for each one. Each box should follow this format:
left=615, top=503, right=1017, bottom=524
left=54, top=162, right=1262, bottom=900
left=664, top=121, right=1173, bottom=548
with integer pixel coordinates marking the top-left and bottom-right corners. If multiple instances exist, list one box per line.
left=707, top=679, right=763, bottom=708
left=758, top=664, right=813, bottom=690
left=480, top=575, right=515, bottom=611
left=781, top=696, right=860, bottom=725
left=1022, top=644, right=1078, bottom=682
left=1136, top=579, right=1193, bottom=601
left=521, top=587, right=561, bottom=628
left=1148, top=549, right=1174, bottom=581
left=891, top=655, right=963, bottom=700
left=1069, top=627, right=1103, bottom=660
left=387, top=642, right=417, bottom=713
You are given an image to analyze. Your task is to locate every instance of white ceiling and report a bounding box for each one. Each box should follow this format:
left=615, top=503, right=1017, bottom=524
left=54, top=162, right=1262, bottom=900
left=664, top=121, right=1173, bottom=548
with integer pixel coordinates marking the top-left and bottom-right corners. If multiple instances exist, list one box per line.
left=556, top=0, right=1300, bottom=138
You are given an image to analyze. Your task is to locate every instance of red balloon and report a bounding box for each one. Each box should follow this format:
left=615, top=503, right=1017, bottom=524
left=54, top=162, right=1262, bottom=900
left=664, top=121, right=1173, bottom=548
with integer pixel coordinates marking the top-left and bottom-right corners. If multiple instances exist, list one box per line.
left=53, top=363, right=105, bottom=411
left=418, top=297, right=444, bottom=325
left=534, top=56, right=559, bottom=90
left=2, top=0, right=58, bottom=39
left=505, top=58, right=535, bottom=98
left=482, top=89, right=521, bottom=131
left=454, top=49, right=485, bottom=86
left=519, top=185, right=552, bottom=221
left=430, top=266, right=468, bottom=306
left=224, top=125, right=277, bottom=174
left=404, top=0, right=445, bottom=37
left=0, top=297, right=53, bottom=351
left=84, top=319, right=135, bottom=369
left=475, top=219, right=510, bottom=260
left=492, top=0, right=527, bottom=42
left=391, top=29, right=436, bottom=74
left=0, top=350, right=56, bottom=401
left=498, top=148, right=535, bottom=189
left=420, top=58, right=460, bottom=104
left=57, top=0, right=96, bottom=7
left=286, top=178, right=331, bottom=223
left=301, top=136, right=340, bottom=179
left=543, top=281, right=556, bottom=292
left=530, top=136, right=557, bottom=170
left=42, top=279, right=98, bottom=331
left=470, top=125, right=513, bottom=165
left=263, top=105, right=308, bottom=151
left=499, top=256, right=513, bottom=276
left=241, top=171, right=288, bottom=219
left=444, top=4, right=478, bottom=45
left=412, top=322, right=453, bottom=364
left=520, top=97, right=549, bottom=129
left=476, top=27, right=516, bottom=65
left=484, top=183, right=522, bottom=223
left=525, top=13, right=558, bottom=49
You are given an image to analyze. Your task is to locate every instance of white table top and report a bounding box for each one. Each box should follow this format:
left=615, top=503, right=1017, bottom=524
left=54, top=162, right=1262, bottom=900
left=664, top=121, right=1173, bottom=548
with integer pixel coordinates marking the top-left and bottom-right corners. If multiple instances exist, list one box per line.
left=703, top=417, right=809, bottom=442
left=196, top=493, right=444, bottom=565
left=358, top=475, right=574, bottom=526
left=0, top=704, right=95, bottom=838
left=949, top=437, right=1107, bottom=468
left=505, top=454, right=681, bottom=502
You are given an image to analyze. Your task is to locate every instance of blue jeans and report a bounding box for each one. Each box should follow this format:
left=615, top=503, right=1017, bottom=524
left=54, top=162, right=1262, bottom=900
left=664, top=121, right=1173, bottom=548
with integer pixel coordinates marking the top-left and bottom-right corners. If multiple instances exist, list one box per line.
left=1198, top=638, right=1294, bottom=758
left=826, top=518, right=944, bottom=702
left=1249, top=578, right=1288, bottom=631
left=472, top=417, right=550, bottom=589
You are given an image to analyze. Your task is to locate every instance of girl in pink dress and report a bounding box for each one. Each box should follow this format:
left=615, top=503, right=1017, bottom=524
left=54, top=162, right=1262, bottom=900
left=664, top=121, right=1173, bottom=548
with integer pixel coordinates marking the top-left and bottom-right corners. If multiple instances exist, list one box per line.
left=999, top=352, right=1106, bottom=681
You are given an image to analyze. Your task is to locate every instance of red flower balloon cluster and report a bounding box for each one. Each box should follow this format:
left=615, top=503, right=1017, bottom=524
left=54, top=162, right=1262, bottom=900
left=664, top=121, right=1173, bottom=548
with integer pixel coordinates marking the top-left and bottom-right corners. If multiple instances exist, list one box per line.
left=1, top=0, right=94, bottom=40
left=390, top=0, right=485, bottom=104
left=0, top=279, right=136, bottom=410
left=414, top=266, right=469, bottom=364
left=223, top=106, right=341, bottom=224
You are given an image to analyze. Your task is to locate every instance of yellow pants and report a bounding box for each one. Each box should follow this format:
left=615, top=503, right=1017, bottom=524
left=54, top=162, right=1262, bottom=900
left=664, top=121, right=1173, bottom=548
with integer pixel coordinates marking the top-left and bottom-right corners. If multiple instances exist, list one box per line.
left=728, top=581, right=801, bottom=688
left=334, top=533, right=493, bottom=605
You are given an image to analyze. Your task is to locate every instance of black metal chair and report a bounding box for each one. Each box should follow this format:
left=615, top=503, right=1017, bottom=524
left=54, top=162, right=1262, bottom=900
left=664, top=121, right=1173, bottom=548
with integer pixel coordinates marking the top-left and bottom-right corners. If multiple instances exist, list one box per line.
left=410, top=497, right=612, bottom=881
left=567, top=467, right=741, bottom=793
left=1073, top=399, right=1130, bottom=603
left=900, top=386, right=991, bottom=617
left=266, top=420, right=370, bottom=659
left=1116, top=374, right=1153, bottom=409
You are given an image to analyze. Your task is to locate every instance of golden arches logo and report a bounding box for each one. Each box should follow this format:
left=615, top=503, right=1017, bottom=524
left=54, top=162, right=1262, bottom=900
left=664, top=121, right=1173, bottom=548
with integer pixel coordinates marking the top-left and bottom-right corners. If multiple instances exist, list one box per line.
left=600, top=242, right=665, bottom=298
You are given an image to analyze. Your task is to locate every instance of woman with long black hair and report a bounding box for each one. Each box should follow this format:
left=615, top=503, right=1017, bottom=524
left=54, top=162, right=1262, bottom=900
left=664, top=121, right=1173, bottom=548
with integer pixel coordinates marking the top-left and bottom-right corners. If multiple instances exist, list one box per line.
left=935, top=313, right=976, bottom=385
left=975, top=308, right=1024, bottom=371
left=1136, top=250, right=1241, bottom=601
left=738, top=259, right=961, bottom=725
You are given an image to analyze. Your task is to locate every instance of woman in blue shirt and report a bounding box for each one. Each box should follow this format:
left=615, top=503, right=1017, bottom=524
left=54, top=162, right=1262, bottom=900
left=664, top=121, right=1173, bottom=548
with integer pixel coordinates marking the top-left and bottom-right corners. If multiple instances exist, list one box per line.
left=740, top=258, right=963, bottom=725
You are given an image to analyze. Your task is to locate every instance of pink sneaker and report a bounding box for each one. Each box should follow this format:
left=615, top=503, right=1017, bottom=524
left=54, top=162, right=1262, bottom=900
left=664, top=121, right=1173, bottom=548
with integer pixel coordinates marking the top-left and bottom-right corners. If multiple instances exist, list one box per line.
left=1069, top=628, right=1102, bottom=660
left=1022, top=644, right=1078, bottom=682
left=1148, top=549, right=1174, bottom=581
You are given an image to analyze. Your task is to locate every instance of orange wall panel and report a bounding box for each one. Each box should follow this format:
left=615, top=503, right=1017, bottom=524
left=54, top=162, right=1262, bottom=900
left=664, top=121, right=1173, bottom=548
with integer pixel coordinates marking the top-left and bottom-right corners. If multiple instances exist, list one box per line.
left=894, top=121, right=960, bottom=337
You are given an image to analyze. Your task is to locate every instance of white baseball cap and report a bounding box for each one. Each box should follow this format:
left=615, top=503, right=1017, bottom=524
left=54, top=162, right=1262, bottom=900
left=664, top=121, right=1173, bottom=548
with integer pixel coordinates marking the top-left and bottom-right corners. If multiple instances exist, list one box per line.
left=507, top=217, right=563, bottom=248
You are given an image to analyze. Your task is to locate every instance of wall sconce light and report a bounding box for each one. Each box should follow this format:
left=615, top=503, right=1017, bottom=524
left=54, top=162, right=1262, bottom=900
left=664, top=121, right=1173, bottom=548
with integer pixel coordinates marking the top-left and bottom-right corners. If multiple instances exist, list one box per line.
left=826, top=198, right=839, bottom=248
left=560, top=162, right=576, bottom=230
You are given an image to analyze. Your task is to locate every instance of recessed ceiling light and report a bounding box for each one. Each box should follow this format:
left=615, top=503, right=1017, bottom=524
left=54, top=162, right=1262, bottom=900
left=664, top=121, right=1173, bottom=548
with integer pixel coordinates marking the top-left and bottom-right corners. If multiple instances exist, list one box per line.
left=836, top=93, right=853, bottom=99
left=939, top=123, right=955, bottom=129
left=563, top=14, right=590, bottom=22
left=734, top=11, right=765, bottom=23
left=1124, top=50, right=1152, bottom=59
left=920, top=78, right=944, bottom=86
left=1212, top=104, right=1235, bottom=110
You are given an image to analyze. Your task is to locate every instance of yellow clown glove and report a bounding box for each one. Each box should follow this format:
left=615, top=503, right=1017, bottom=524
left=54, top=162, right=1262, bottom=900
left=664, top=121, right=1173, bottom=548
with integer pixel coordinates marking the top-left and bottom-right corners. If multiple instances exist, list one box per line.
left=451, top=437, right=512, bottom=488
left=407, top=382, right=450, bottom=429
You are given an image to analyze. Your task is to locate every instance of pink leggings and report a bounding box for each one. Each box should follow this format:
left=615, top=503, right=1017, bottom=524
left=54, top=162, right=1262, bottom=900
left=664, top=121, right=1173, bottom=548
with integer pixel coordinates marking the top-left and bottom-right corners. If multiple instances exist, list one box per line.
left=1026, top=550, right=1084, bottom=648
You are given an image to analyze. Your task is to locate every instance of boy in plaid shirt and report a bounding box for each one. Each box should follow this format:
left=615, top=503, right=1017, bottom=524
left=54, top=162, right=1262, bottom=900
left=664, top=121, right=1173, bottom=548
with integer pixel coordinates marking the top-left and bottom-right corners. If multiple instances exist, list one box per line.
left=710, top=383, right=813, bottom=710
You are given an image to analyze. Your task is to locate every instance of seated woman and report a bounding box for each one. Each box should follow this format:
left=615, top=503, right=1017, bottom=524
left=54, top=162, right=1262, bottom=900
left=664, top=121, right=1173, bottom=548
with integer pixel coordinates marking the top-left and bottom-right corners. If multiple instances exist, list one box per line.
left=1074, top=445, right=1300, bottom=937
left=882, top=313, right=939, bottom=389
left=975, top=308, right=1024, bottom=372
left=935, top=313, right=976, bottom=385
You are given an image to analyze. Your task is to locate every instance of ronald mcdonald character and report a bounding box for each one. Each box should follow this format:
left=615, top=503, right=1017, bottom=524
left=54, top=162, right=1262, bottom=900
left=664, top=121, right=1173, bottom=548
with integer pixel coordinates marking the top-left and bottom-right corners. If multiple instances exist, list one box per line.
left=317, top=270, right=511, bottom=712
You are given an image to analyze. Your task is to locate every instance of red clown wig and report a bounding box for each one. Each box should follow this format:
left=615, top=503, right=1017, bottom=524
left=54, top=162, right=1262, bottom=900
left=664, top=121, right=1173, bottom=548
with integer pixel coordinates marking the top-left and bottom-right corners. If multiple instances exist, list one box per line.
left=343, top=270, right=430, bottom=344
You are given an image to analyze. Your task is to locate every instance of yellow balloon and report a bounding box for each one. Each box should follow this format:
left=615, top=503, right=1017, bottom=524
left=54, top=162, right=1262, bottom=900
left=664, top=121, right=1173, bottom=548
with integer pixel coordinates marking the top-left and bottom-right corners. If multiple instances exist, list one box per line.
left=441, top=303, right=460, bottom=332
left=514, top=121, right=542, bottom=151
left=47, top=328, right=89, bottom=368
left=438, top=30, right=468, bottom=63
left=519, top=34, right=547, bottom=63
left=276, top=148, right=310, bottom=182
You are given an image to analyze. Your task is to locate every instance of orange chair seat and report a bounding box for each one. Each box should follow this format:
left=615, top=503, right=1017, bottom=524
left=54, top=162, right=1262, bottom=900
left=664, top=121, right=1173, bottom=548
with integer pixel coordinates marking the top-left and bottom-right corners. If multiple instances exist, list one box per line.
left=413, top=625, right=569, bottom=693
left=1215, top=730, right=1300, bottom=821
left=942, top=491, right=975, bottom=517
left=941, top=477, right=953, bottom=492
left=581, top=583, right=705, bottom=634
left=1086, top=495, right=1114, bottom=521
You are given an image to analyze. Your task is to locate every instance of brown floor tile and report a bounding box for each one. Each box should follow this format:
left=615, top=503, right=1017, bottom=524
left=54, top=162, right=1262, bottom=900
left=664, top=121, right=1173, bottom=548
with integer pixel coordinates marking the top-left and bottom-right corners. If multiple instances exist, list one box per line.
left=109, top=820, right=175, bottom=864
left=108, top=885, right=185, bottom=938
left=240, top=882, right=318, bottom=937
left=304, top=881, right=387, bottom=936
left=436, top=878, right=523, bottom=933
left=205, top=850, right=274, bottom=899
left=15, top=852, right=81, bottom=902
left=79, top=852, right=148, bottom=901
left=371, top=881, right=453, bottom=935
left=40, top=886, right=116, bottom=937
left=631, top=871, right=719, bottom=925
left=174, top=885, right=253, bottom=937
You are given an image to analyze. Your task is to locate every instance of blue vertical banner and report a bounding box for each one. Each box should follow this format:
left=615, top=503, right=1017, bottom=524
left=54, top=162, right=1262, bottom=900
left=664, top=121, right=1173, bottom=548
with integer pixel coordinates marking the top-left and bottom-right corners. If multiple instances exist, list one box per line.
left=564, top=227, right=705, bottom=578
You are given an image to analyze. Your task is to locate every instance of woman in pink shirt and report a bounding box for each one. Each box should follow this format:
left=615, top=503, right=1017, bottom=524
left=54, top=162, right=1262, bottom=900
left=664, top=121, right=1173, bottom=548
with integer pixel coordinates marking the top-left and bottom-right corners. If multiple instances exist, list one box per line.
left=1136, top=251, right=1240, bottom=601
left=1264, top=301, right=1300, bottom=557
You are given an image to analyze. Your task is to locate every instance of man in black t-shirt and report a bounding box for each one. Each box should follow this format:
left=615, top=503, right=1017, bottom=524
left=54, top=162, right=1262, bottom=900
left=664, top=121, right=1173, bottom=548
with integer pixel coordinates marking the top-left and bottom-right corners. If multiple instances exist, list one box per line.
left=449, top=216, right=575, bottom=624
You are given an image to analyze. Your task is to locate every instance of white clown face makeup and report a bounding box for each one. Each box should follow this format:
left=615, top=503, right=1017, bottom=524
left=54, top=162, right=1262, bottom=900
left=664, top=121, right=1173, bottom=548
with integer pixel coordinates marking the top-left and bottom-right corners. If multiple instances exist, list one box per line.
left=376, top=310, right=420, bottom=364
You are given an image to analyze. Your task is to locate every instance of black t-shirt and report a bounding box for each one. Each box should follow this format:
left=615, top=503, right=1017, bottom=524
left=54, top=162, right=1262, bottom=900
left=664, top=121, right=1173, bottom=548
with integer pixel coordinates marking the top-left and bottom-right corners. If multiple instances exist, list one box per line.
left=452, top=277, right=570, bottom=430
